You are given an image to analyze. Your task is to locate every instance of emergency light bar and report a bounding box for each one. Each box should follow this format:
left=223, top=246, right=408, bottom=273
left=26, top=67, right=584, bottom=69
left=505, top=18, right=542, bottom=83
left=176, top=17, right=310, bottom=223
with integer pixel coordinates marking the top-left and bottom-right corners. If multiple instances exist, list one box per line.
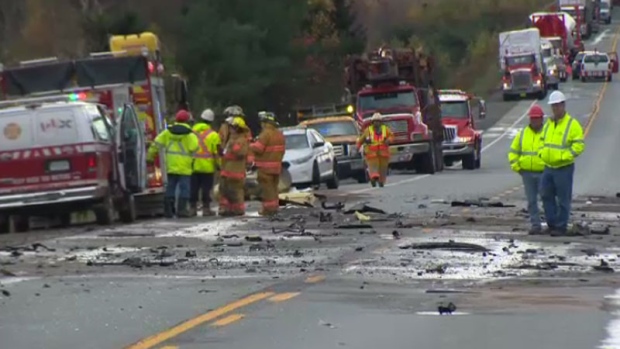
left=0, top=93, right=86, bottom=109
left=297, top=103, right=354, bottom=119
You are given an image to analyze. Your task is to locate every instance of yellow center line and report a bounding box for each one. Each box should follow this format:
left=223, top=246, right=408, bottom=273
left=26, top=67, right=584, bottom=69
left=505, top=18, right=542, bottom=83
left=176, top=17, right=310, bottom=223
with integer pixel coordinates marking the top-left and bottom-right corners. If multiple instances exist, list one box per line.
left=124, top=292, right=274, bottom=349
left=210, top=313, right=245, bottom=327
left=269, top=292, right=301, bottom=302
left=159, top=346, right=178, bottom=349
left=304, top=275, right=325, bottom=283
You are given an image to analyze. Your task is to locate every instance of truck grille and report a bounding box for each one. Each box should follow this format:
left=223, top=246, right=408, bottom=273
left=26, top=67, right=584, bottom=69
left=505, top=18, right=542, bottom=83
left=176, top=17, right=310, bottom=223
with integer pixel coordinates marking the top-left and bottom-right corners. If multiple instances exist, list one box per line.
left=511, top=71, right=531, bottom=89
left=443, top=125, right=457, bottom=142
left=385, top=120, right=408, bottom=133
left=332, top=144, right=345, bottom=157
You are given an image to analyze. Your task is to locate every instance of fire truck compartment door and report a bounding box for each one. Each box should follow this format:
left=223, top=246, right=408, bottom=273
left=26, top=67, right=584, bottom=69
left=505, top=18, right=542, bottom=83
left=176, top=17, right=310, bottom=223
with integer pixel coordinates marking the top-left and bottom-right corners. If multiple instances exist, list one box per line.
left=116, top=104, right=146, bottom=193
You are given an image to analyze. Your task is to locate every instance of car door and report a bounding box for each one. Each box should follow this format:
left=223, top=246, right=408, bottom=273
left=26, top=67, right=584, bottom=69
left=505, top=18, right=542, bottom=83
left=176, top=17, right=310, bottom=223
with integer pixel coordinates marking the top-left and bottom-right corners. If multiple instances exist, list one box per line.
left=115, top=104, right=146, bottom=193
left=310, top=130, right=331, bottom=176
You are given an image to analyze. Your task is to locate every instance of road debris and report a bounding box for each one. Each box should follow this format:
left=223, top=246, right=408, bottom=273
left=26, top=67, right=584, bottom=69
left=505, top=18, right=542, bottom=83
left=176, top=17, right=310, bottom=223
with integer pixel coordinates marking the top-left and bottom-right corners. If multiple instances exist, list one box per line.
left=593, top=259, right=614, bottom=273
left=450, top=200, right=515, bottom=208
left=437, top=302, right=457, bottom=315
left=1, top=289, right=10, bottom=297
left=398, top=241, right=489, bottom=252
left=343, top=203, right=387, bottom=215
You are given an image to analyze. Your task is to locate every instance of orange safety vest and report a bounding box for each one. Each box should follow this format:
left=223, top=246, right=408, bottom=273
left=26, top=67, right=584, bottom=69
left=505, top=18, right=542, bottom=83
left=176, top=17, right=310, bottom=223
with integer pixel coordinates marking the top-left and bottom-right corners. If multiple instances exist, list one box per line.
left=194, top=129, right=215, bottom=159
left=250, top=126, right=285, bottom=174
left=358, top=125, right=391, bottom=158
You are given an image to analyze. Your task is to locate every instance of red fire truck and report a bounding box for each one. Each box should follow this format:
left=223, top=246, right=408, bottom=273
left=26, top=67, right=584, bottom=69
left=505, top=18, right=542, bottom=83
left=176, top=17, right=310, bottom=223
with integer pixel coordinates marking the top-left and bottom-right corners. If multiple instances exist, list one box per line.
left=343, top=47, right=444, bottom=174
left=0, top=32, right=188, bottom=220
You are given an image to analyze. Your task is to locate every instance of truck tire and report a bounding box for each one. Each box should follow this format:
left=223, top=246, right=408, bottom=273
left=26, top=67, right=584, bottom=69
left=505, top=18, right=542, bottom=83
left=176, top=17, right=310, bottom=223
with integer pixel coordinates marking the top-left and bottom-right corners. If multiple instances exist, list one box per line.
left=93, top=193, right=115, bottom=225
left=536, top=87, right=547, bottom=100
left=312, top=162, right=321, bottom=190
left=416, top=141, right=436, bottom=174
left=475, top=145, right=482, bottom=169
left=552, top=83, right=559, bottom=90
left=462, top=153, right=476, bottom=170
left=502, top=94, right=511, bottom=102
left=608, top=74, right=613, bottom=82
left=434, top=142, right=444, bottom=172
left=326, top=161, right=339, bottom=189
left=118, top=194, right=137, bottom=223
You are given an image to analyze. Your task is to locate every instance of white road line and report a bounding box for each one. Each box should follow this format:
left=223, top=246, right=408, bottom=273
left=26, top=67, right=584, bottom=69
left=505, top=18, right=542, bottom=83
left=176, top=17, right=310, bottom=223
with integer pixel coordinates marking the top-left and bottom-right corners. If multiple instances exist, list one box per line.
left=593, top=29, right=611, bottom=45
left=352, top=100, right=536, bottom=194
left=598, top=289, right=620, bottom=348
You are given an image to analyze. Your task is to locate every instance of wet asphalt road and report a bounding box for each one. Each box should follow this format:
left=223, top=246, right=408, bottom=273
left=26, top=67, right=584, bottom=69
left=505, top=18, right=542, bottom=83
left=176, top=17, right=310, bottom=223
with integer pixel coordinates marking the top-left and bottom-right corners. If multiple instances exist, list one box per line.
left=3, top=18, right=620, bottom=349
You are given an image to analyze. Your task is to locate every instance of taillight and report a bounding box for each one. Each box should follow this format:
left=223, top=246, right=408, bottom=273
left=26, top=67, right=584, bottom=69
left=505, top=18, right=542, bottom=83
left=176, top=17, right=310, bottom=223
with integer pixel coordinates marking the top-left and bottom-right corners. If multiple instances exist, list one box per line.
left=87, top=153, right=97, bottom=172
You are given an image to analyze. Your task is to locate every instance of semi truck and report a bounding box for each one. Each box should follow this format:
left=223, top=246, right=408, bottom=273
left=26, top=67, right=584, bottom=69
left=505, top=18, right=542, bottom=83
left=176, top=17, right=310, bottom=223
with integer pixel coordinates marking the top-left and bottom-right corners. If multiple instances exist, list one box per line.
left=558, top=0, right=595, bottom=40
left=529, top=12, right=579, bottom=62
left=343, top=47, right=444, bottom=174
left=499, top=28, right=548, bottom=101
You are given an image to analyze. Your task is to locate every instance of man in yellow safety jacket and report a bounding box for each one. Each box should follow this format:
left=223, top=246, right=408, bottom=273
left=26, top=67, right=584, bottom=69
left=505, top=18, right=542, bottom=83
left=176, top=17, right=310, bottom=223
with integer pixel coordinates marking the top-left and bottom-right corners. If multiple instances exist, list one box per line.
left=219, top=118, right=249, bottom=216
left=147, top=110, right=199, bottom=218
left=356, top=112, right=394, bottom=187
left=539, top=90, right=585, bottom=236
left=190, top=108, right=221, bottom=217
left=250, top=111, right=286, bottom=216
left=508, top=105, right=546, bottom=235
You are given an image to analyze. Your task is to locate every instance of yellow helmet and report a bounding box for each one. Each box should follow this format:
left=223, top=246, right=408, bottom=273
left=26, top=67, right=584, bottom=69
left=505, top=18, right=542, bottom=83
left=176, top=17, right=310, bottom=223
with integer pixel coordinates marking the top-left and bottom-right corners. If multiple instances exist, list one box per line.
left=371, top=112, right=383, bottom=122
left=232, top=117, right=248, bottom=129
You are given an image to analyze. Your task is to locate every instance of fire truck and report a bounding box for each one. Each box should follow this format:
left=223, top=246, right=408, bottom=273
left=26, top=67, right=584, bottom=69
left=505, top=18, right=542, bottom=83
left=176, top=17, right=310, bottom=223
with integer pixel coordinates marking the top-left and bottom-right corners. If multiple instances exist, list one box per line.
left=0, top=32, right=189, bottom=218
left=344, top=47, right=444, bottom=174
left=437, top=89, right=485, bottom=170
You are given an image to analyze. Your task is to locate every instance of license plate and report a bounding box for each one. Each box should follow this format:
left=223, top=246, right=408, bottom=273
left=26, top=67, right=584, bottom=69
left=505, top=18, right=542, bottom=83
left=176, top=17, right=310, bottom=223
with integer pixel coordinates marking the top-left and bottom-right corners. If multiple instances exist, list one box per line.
left=520, top=93, right=526, bottom=97
left=48, top=160, right=70, bottom=172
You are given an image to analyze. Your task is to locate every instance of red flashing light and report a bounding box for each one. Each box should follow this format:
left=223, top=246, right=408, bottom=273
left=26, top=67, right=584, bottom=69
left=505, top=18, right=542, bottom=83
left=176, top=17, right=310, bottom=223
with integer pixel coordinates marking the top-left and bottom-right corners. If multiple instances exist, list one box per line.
left=78, top=92, right=87, bottom=100
left=148, top=62, right=155, bottom=73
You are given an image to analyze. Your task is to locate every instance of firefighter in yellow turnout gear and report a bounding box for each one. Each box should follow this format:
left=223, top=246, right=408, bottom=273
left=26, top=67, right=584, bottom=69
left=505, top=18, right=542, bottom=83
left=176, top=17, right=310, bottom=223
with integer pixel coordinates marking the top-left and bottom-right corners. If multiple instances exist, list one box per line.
left=250, top=112, right=286, bottom=216
left=219, top=105, right=254, bottom=167
left=356, top=113, right=394, bottom=187
left=190, top=108, right=221, bottom=217
left=147, top=110, right=199, bottom=218
left=219, top=118, right=249, bottom=216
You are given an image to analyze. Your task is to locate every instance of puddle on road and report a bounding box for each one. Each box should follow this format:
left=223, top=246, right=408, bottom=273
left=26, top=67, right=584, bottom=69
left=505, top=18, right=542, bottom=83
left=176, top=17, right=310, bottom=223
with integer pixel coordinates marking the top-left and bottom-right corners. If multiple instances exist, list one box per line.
left=345, top=230, right=620, bottom=281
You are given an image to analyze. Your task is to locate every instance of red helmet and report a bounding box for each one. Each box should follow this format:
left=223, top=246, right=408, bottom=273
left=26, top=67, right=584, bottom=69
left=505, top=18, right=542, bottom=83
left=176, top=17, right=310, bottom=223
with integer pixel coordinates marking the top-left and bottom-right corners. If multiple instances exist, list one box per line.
left=528, top=105, right=544, bottom=119
left=175, top=110, right=191, bottom=122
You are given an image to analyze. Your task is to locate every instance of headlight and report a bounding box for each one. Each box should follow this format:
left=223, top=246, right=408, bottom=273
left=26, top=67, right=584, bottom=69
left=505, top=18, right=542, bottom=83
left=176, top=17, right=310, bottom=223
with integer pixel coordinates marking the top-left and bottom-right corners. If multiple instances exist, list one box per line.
left=503, top=83, right=510, bottom=89
left=459, top=136, right=473, bottom=143
left=291, top=154, right=313, bottom=164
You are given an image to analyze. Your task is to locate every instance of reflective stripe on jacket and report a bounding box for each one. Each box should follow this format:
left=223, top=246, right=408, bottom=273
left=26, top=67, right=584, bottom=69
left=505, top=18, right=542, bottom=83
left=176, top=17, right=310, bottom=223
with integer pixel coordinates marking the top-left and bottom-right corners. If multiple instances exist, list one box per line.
left=221, top=131, right=249, bottom=179
left=508, top=126, right=545, bottom=172
left=192, top=123, right=221, bottom=173
left=147, top=122, right=199, bottom=176
left=538, top=113, right=585, bottom=168
left=250, top=124, right=285, bottom=174
left=356, top=124, right=393, bottom=158
left=219, top=119, right=254, bottom=164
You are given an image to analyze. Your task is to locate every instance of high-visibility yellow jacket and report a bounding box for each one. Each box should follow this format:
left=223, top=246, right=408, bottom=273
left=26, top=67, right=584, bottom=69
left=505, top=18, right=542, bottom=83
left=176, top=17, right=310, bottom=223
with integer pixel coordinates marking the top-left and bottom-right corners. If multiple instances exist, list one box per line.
left=508, top=126, right=545, bottom=172
left=192, top=122, right=221, bottom=173
left=538, top=113, right=585, bottom=168
left=147, top=122, right=199, bottom=176
left=356, top=124, right=393, bottom=158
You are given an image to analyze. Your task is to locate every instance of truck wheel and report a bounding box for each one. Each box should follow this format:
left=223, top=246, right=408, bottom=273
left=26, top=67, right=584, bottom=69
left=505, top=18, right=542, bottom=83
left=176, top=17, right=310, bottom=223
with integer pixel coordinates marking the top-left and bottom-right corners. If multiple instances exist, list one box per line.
left=416, top=141, right=436, bottom=174
left=118, top=194, right=137, bottom=223
left=434, top=143, right=444, bottom=172
left=607, top=75, right=613, bottom=82
left=462, top=153, right=476, bottom=170
left=326, top=162, right=339, bottom=189
left=475, top=146, right=482, bottom=169
left=552, top=83, right=559, bottom=90
left=502, top=94, right=511, bottom=102
left=93, top=193, right=115, bottom=225
left=536, top=88, right=547, bottom=100
left=312, top=162, right=321, bottom=190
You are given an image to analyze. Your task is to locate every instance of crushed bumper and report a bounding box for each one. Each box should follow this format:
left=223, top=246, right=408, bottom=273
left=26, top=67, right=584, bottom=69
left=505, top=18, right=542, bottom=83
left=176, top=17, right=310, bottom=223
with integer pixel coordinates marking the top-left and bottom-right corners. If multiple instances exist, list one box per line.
left=0, top=185, right=105, bottom=211
left=389, top=142, right=430, bottom=164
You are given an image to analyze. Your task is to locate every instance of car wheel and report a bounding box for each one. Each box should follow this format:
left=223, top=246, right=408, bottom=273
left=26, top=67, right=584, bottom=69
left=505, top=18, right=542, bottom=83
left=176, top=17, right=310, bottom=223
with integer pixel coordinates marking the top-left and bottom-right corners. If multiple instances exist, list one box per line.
left=93, top=193, right=115, bottom=225
left=326, top=162, right=339, bottom=189
left=311, top=161, right=321, bottom=189
left=608, top=74, right=613, bottom=82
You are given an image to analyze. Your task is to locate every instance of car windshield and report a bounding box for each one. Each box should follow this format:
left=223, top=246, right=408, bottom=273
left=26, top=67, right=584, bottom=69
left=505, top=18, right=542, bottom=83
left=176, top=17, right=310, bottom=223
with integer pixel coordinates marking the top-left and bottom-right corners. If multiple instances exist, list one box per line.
left=285, top=134, right=309, bottom=150
left=358, top=91, right=417, bottom=113
left=307, top=121, right=357, bottom=137
left=584, top=54, right=609, bottom=63
left=440, top=101, right=469, bottom=119
left=506, top=54, right=535, bottom=66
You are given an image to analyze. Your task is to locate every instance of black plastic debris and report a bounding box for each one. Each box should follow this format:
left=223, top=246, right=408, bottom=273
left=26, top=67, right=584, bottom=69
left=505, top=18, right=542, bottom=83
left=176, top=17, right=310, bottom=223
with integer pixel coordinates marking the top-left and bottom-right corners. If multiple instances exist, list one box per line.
left=185, top=250, right=197, bottom=258
left=450, top=200, right=515, bottom=208
left=392, top=230, right=401, bottom=239
left=337, top=224, right=373, bottom=229
left=399, top=241, right=489, bottom=252
left=593, top=259, right=614, bottom=273
left=245, top=235, right=263, bottom=242
left=2, top=243, right=56, bottom=253
left=1, top=289, right=10, bottom=297
left=437, top=302, right=457, bottom=315
left=321, top=201, right=345, bottom=211
left=343, top=203, right=387, bottom=215
left=319, top=212, right=333, bottom=222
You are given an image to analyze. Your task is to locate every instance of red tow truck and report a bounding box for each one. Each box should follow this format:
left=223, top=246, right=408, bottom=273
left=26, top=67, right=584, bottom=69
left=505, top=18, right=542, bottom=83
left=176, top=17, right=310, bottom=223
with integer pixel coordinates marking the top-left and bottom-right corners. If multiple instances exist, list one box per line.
left=437, top=90, right=485, bottom=170
left=343, top=47, right=444, bottom=174
left=0, top=32, right=188, bottom=230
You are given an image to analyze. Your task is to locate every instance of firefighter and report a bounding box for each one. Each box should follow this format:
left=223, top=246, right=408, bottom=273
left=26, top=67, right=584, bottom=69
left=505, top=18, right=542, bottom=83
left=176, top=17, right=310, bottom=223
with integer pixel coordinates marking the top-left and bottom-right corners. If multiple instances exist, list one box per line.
left=250, top=111, right=285, bottom=216
left=356, top=112, right=394, bottom=187
left=190, top=108, right=221, bottom=217
left=539, top=90, right=585, bottom=236
left=219, top=118, right=250, bottom=216
left=508, top=105, right=546, bottom=235
left=220, top=105, right=254, bottom=167
left=147, top=110, right=199, bottom=218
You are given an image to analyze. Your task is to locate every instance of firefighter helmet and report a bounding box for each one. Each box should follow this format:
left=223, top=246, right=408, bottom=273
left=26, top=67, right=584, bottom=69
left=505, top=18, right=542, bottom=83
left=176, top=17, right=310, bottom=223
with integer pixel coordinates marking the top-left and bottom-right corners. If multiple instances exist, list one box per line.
left=224, top=105, right=244, bottom=117
left=231, top=118, right=248, bottom=129
left=258, top=111, right=277, bottom=124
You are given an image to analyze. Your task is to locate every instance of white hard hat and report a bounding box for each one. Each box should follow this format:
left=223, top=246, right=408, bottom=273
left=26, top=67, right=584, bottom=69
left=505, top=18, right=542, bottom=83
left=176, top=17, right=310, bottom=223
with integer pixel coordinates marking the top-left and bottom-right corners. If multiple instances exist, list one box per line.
left=548, top=91, right=566, bottom=105
left=201, top=108, right=215, bottom=122
left=371, top=112, right=382, bottom=121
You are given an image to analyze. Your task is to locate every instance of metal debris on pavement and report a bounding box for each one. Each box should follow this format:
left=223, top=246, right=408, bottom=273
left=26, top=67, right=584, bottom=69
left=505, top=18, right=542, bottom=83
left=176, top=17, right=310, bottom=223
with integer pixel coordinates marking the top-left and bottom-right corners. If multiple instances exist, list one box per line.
left=437, top=302, right=457, bottom=315
left=450, top=200, right=515, bottom=208
left=398, top=241, right=489, bottom=252
left=343, top=203, right=387, bottom=215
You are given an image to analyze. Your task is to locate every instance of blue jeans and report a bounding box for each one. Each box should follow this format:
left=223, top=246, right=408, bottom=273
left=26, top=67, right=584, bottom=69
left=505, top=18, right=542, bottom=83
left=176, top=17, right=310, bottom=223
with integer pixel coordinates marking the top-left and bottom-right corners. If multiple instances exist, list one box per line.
left=540, top=164, right=574, bottom=232
left=521, top=171, right=542, bottom=228
left=165, top=174, right=191, bottom=200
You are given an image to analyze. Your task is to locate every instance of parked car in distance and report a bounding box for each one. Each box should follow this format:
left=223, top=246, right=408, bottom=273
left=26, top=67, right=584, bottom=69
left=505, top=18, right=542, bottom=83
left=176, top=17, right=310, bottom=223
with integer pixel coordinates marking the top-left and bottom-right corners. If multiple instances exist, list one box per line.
left=281, top=126, right=339, bottom=189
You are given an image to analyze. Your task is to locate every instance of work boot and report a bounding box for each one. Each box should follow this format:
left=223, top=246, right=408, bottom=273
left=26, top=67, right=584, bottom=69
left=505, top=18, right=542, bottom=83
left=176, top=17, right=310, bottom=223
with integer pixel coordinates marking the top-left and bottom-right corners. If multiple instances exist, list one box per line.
left=163, top=198, right=174, bottom=218
left=528, top=226, right=543, bottom=235
left=188, top=203, right=198, bottom=217
left=371, top=179, right=377, bottom=187
left=202, top=206, right=215, bottom=217
left=379, top=182, right=385, bottom=188
left=177, top=199, right=191, bottom=218
left=550, top=229, right=567, bottom=237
